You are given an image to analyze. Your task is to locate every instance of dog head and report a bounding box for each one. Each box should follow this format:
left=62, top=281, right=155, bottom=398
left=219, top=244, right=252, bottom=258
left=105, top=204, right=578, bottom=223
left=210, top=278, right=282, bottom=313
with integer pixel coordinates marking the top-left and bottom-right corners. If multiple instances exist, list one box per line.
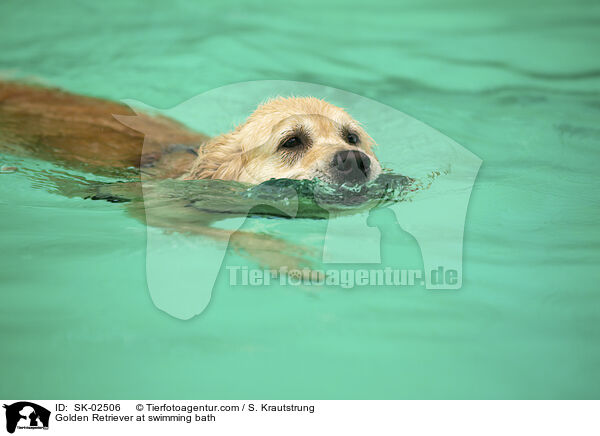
left=185, top=97, right=382, bottom=185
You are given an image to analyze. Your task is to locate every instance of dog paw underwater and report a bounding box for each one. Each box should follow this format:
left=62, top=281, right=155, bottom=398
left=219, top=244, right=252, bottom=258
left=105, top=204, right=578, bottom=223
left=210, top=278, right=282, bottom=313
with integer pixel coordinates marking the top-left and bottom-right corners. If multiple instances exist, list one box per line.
left=0, top=81, right=437, bottom=274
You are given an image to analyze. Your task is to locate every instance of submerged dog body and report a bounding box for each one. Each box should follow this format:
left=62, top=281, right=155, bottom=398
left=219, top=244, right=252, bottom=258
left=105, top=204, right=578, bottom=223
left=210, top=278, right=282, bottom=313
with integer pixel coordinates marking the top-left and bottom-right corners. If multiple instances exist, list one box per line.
left=0, top=82, right=381, bottom=185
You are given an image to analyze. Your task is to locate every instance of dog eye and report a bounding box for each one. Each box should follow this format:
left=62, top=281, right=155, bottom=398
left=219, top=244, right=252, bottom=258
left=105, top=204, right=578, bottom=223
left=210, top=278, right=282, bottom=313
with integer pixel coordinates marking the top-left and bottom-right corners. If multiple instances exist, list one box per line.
left=281, top=136, right=302, bottom=149
left=346, top=133, right=359, bottom=144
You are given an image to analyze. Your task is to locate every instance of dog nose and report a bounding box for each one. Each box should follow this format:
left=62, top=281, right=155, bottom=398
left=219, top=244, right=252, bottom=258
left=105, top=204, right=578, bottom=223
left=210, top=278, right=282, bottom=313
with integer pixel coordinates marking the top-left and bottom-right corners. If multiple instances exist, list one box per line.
left=333, top=150, right=371, bottom=181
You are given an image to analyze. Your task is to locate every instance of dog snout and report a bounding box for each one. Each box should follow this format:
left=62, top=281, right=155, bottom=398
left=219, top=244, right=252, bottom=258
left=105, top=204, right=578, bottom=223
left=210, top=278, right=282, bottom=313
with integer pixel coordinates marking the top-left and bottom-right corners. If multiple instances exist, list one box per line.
left=332, top=150, right=371, bottom=182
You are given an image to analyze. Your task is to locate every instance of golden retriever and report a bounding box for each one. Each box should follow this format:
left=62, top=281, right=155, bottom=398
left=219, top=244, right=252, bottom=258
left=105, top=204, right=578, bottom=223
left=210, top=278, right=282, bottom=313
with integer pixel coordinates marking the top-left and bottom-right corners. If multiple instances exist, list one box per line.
left=0, top=82, right=385, bottom=272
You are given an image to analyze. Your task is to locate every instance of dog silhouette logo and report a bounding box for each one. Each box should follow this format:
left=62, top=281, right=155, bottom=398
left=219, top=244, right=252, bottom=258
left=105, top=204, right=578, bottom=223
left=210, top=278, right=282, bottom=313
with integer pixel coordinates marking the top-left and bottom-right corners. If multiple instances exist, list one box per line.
left=3, top=402, right=50, bottom=433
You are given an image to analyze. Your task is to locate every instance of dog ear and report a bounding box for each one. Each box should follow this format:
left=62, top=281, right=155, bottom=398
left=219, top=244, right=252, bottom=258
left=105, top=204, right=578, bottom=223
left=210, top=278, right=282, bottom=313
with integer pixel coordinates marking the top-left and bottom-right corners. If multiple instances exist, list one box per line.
left=183, top=129, right=245, bottom=180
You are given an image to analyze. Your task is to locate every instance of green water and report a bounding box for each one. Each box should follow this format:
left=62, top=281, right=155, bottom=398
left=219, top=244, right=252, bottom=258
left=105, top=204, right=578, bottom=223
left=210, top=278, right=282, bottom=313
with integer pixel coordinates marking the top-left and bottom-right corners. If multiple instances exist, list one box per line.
left=1, top=0, right=599, bottom=399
